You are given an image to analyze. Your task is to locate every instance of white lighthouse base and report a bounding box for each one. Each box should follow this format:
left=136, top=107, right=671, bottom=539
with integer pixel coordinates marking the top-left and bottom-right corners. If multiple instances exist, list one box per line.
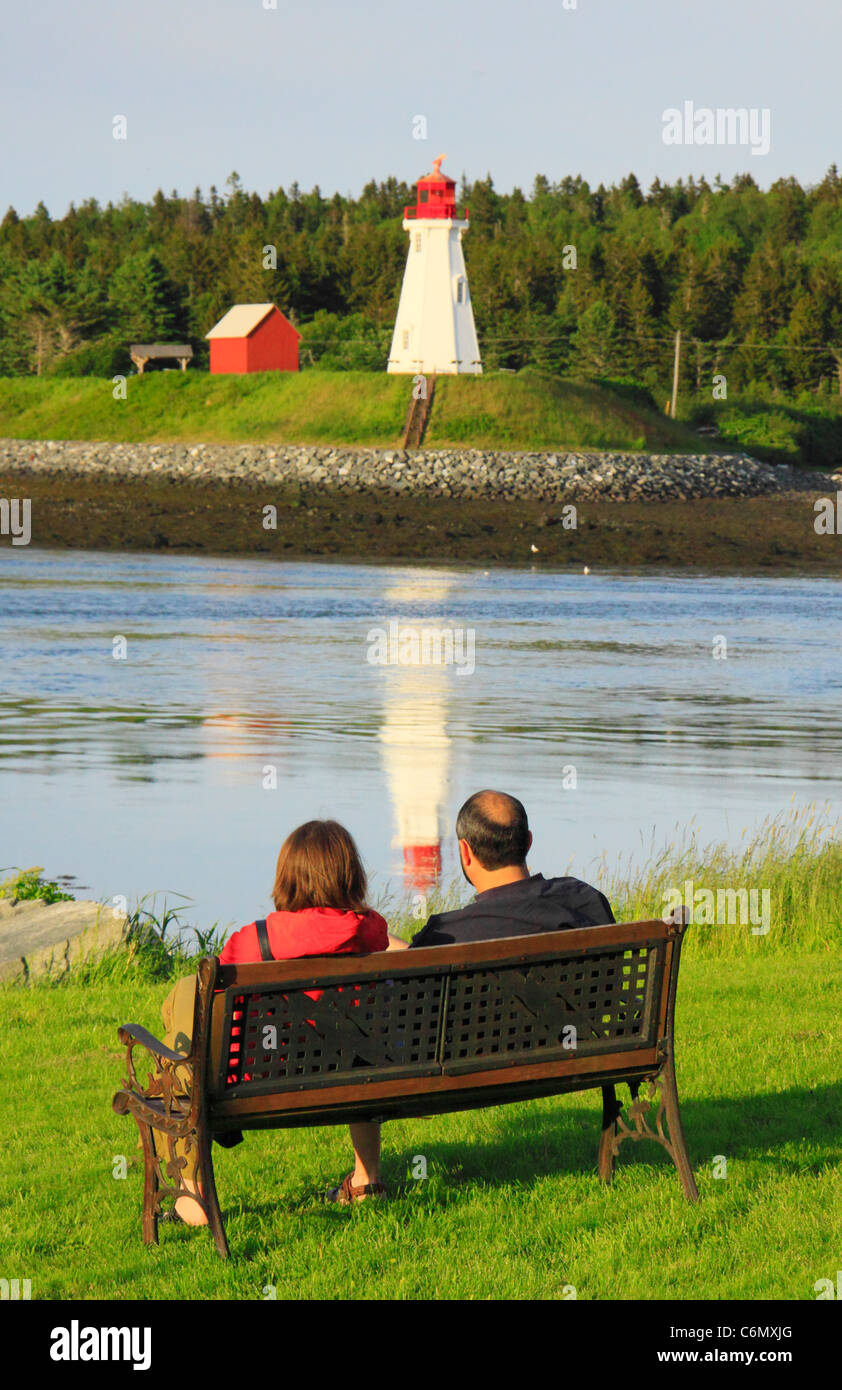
left=387, top=218, right=482, bottom=376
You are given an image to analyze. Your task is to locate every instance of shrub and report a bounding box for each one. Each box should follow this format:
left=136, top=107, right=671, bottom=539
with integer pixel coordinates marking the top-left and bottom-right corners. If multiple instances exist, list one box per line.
left=45, top=337, right=132, bottom=378
left=0, top=866, right=74, bottom=904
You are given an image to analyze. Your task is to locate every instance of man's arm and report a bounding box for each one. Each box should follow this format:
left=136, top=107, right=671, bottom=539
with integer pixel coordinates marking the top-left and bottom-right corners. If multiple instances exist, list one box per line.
left=386, top=933, right=410, bottom=950
left=408, top=915, right=446, bottom=948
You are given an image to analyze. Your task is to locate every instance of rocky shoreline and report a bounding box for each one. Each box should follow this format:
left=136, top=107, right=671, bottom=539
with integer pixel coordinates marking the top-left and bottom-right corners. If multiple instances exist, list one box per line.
left=1, top=437, right=836, bottom=502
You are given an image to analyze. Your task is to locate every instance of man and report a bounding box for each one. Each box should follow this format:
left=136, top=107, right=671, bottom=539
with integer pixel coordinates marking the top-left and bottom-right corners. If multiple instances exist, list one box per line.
left=398, top=789, right=627, bottom=1170
left=409, top=788, right=614, bottom=946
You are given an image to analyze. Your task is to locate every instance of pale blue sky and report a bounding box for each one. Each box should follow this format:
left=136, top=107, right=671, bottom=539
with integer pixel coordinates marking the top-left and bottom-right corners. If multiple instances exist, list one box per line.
left=3, top=0, right=840, bottom=216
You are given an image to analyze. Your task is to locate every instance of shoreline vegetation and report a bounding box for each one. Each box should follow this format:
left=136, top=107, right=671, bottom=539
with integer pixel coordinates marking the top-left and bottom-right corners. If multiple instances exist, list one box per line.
left=6, top=806, right=839, bottom=992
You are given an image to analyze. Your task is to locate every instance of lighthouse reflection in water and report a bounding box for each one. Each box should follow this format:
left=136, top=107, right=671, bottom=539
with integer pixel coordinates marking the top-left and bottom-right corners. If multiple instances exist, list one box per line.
left=373, top=574, right=472, bottom=897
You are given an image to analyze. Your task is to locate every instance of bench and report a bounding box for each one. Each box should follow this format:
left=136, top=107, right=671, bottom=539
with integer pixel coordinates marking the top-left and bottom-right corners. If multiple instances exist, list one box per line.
left=112, top=916, right=699, bottom=1258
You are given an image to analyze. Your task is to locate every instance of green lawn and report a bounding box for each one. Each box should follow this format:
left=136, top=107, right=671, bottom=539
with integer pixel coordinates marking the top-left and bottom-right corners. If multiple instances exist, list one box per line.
left=2, top=951, right=839, bottom=1301
left=0, top=369, right=703, bottom=454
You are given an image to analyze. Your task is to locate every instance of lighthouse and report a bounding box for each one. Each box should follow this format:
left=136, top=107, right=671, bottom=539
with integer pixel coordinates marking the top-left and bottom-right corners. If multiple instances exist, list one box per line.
left=381, top=684, right=450, bottom=891
left=377, top=574, right=456, bottom=895
left=387, top=155, right=482, bottom=375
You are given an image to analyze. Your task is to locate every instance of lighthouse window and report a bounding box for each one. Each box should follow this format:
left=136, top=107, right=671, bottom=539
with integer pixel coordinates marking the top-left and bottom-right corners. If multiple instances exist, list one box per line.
left=419, top=189, right=428, bottom=203
left=415, top=234, right=422, bottom=253
left=456, top=277, right=467, bottom=304
left=402, top=329, right=410, bottom=350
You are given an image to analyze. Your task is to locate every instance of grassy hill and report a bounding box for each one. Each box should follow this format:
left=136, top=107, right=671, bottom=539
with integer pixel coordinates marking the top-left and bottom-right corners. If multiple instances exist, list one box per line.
left=0, top=369, right=706, bottom=453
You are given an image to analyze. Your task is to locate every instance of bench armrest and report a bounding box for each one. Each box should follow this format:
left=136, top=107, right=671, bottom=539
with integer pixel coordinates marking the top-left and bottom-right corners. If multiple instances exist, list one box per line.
left=117, top=1022, right=190, bottom=1064
left=113, top=1022, right=200, bottom=1132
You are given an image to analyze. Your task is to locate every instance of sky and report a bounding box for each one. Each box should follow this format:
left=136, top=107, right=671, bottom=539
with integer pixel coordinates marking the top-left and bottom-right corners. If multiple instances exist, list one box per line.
left=2, top=0, right=841, bottom=217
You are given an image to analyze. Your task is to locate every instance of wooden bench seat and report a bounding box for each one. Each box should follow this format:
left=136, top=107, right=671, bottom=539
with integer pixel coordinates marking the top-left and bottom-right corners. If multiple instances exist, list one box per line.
left=113, top=917, right=699, bottom=1257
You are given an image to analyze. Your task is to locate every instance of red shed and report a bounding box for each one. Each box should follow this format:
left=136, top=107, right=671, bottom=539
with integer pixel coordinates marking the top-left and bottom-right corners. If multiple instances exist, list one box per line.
left=205, top=303, right=300, bottom=373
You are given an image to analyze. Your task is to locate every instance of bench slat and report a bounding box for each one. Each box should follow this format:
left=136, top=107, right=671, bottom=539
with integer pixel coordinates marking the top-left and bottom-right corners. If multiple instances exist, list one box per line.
left=208, top=1045, right=663, bottom=1126
left=213, top=920, right=666, bottom=990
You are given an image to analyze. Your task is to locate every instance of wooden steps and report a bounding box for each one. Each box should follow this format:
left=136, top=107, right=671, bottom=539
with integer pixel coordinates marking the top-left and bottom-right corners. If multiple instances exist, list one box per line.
left=402, top=373, right=436, bottom=448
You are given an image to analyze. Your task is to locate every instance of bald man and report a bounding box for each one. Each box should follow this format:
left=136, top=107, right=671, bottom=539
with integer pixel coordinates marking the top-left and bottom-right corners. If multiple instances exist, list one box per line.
left=409, top=789, right=615, bottom=947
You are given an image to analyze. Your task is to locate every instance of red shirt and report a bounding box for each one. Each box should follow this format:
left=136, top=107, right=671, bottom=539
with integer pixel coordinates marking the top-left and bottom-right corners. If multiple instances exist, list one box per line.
left=218, top=907, right=389, bottom=1086
left=218, top=906, right=389, bottom=966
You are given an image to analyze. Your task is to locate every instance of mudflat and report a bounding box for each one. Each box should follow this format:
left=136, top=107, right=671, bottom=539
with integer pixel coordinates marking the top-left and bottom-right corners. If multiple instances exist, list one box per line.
left=2, top=470, right=840, bottom=571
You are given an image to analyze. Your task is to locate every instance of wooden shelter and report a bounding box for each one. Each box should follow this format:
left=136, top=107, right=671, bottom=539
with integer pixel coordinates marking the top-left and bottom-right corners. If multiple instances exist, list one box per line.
left=130, top=344, right=193, bottom=374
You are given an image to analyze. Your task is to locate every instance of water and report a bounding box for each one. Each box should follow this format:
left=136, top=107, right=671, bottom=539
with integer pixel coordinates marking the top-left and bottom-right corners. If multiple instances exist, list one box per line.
left=1, top=548, right=840, bottom=937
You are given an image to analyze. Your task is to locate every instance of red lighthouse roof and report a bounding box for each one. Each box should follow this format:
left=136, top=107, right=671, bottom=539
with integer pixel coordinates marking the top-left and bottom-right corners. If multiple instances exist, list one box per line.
left=405, top=153, right=466, bottom=220
left=402, top=843, right=443, bottom=891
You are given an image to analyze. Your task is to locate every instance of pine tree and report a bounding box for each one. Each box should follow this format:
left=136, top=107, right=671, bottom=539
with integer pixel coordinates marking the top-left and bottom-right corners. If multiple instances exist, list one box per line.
left=570, top=300, right=621, bottom=377
left=108, top=251, right=181, bottom=342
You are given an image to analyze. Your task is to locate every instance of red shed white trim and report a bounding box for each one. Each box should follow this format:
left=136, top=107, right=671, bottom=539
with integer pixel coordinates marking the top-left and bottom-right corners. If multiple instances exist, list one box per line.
left=206, top=303, right=301, bottom=374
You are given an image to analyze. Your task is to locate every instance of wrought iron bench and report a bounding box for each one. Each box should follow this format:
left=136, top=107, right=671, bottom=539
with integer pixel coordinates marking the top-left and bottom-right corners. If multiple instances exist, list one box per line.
left=112, top=917, right=698, bottom=1258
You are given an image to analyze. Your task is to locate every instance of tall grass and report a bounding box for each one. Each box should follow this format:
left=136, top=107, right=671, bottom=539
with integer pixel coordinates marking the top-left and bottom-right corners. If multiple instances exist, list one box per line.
left=599, top=802, right=842, bottom=956
left=10, top=806, right=839, bottom=993
left=376, top=806, right=842, bottom=956
left=684, top=389, right=842, bottom=472
left=40, top=892, right=231, bottom=989
left=372, top=878, right=469, bottom=941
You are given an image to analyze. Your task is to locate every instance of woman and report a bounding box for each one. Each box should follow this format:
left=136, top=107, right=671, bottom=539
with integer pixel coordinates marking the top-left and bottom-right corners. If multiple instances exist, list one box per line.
left=158, top=819, right=405, bottom=1224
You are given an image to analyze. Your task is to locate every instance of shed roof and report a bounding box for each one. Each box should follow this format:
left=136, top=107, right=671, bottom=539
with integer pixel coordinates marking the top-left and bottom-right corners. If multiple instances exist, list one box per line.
left=206, top=304, right=277, bottom=340
left=130, top=344, right=193, bottom=357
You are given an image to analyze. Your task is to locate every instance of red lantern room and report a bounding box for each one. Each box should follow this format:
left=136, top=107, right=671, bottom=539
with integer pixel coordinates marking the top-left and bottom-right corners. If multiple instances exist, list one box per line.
left=404, top=153, right=466, bottom=220
left=403, top=843, right=443, bottom=892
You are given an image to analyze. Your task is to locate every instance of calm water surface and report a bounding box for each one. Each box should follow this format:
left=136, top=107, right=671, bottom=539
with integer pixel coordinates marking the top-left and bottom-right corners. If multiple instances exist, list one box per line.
left=1, top=549, right=840, bottom=935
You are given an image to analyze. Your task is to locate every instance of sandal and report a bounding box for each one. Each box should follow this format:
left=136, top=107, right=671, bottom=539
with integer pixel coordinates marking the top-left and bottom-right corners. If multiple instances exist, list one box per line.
left=326, top=1172, right=387, bottom=1205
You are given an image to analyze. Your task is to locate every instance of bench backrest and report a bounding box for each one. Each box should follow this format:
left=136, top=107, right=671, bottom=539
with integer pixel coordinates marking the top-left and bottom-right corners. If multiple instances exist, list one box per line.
left=192, top=919, right=686, bottom=1124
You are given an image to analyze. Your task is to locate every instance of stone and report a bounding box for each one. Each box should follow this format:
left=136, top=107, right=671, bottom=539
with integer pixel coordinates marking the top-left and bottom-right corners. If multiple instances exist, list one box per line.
left=0, top=438, right=832, bottom=504
left=0, top=898, right=129, bottom=983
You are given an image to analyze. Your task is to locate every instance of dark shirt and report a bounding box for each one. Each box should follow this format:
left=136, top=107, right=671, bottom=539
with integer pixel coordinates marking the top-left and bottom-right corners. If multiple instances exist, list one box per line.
left=410, top=872, right=615, bottom=948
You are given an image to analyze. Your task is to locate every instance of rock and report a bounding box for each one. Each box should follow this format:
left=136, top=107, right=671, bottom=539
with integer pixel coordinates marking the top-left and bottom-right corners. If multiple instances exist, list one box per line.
left=0, top=898, right=129, bottom=983
left=0, top=437, right=833, bottom=504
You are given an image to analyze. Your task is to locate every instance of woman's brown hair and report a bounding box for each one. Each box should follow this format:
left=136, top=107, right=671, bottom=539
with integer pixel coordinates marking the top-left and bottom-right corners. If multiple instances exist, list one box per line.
left=272, top=820, right=369, bottom=913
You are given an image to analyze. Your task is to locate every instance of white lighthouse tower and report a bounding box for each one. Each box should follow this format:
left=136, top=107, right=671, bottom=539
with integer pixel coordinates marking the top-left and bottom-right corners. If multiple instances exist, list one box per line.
left=387, top=155, right=482, bottom=375
left=377, top=573, right=458, bottom=895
